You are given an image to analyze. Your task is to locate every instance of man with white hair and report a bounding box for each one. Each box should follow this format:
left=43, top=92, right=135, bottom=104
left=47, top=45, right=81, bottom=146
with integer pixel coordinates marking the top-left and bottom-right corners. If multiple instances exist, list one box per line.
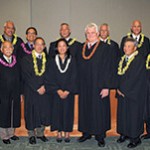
left=77, top=23, right=112, bottom=147
left=0, top=21, right=24, bottom=60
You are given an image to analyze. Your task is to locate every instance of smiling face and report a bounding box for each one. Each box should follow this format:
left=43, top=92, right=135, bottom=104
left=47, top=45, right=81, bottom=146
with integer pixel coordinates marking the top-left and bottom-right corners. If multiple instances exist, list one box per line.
left=86, top=27, right=99, bottom=43
left=123, top=41, right=136, bottom=56
left=57, top=40, right=68, bottom=55
left=60, top=24, right=71, bottom=39
left=26, top=28, right=37, bottom=43
left=131, top=20, right=142, bottom=35
left=34, top=38, right=45, bottom=54
left=99, top=25, right=109, bottom=40
left=4, top=22, right=15, bottom=38
left=1, top=41, right=14, bottom=58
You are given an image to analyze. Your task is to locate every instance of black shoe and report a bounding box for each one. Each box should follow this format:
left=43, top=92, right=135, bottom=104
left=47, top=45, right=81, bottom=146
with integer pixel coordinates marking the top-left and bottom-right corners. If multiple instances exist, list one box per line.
left=127, top=139, right=141, bottom=148
left=77, top=135, right=91, bottom=142
left=29, top=136, right=36, bottom=144
left=56, top=138, right=62, bottom=143
left=141, top=134, right=150, bottom=139
left=98, top=139, right=105, bottom=147
left=117, top=135, right=128, bottom=143
left=64, top=138, right=70, bottom=143
left=37, top=136, right=48, bottom=142
left=2, top=139, right=11, bottom=144
left=10, top=135, right=19, bottom=141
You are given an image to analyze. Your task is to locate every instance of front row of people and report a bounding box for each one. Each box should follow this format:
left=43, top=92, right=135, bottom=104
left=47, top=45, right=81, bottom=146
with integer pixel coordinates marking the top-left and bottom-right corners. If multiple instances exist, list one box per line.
left=0, top=24, right=149, bottom=149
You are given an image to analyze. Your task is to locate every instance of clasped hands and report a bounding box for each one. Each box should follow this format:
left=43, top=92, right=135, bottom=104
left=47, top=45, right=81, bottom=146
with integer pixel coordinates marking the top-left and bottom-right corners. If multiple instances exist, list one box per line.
left=57, top=89, right=70, bottom=99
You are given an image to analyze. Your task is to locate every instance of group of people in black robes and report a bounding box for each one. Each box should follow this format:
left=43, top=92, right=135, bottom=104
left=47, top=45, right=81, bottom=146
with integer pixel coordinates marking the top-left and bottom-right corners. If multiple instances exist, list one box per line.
left=0, top=20, right=150, bottom=149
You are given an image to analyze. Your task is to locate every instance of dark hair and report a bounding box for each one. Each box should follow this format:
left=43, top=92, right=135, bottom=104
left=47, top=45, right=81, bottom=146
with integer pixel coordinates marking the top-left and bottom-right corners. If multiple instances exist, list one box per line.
left=55, top=38, right=70, bottom=57
left=34, top=37, right=45, bottom=45
left=60, top=23, right=69, bottom=27
left=26, top=27, right=38, bottom=35
left=124, top=38, right=138, bottom=47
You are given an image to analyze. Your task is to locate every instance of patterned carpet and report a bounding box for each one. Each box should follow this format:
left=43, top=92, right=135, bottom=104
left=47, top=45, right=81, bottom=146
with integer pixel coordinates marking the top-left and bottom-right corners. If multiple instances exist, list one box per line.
left=0, top=137, right=150, bottom=150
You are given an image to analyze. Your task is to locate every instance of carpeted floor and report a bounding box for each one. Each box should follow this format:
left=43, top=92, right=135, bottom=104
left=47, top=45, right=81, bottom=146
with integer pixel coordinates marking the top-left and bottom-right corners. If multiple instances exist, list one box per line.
left=0, top=137, right=150, bottom=150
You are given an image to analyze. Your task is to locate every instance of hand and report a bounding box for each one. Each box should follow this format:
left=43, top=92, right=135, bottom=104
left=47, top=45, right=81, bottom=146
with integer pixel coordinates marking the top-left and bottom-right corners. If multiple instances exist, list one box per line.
left=100, top=89, right=109, bottom=99
left=117, top=89, right=125, bottom=97
left=57, top=89, right=65, bottom=99
left=63, top=91, right=70, bottom=99
left=37, top=85, right=45, bottom=95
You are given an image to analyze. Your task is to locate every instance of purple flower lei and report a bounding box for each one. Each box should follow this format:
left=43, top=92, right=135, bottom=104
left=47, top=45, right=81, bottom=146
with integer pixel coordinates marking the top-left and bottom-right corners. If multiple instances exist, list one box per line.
left=0, top=55, right=17, bottom=67
left=21, top=42, right=32, bottom=55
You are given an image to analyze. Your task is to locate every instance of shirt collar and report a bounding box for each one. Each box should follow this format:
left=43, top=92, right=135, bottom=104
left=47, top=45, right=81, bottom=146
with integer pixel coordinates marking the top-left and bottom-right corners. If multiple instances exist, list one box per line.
left=132, top=33, right=140, bottom=41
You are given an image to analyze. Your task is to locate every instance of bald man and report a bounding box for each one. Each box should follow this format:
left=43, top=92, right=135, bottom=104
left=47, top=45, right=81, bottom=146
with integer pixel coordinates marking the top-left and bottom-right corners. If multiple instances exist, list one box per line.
left=120, top=20, right=150, bottom=59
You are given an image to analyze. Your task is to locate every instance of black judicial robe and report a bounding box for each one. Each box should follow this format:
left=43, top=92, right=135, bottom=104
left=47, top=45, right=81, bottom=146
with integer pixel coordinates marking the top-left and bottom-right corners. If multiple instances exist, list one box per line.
left=21, top=55, right=51, bottom=130
left=0, top=56, right=21, bottom=128
left=0, top=34, right=24, bottom=60
left=117, top=53, right=147, bottom=138
left=48, top=38, right=81, bottom=59
left=120, top=35, right=150, bottom=58
left=78, top=42, right=112, bottom=135
left=105, top=39, right=120, bottom=89
left=45, top=56, right=77, bottom=132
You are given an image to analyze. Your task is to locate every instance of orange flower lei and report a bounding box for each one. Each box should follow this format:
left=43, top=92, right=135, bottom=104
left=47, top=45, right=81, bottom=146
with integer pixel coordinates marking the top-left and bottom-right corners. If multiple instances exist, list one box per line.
left=82, top=40, right=100, bottom=60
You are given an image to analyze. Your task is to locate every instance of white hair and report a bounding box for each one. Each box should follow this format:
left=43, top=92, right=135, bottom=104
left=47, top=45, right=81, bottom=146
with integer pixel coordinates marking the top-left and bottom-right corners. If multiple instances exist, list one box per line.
left=85, top=23, right=99, bottom=33
left=4, top=20, right=15, bottom=30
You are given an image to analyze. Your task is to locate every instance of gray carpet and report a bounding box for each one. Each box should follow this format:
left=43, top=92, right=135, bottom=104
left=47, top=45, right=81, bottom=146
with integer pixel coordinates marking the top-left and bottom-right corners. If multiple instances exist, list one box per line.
left=0, top=137, right=150, bottom=150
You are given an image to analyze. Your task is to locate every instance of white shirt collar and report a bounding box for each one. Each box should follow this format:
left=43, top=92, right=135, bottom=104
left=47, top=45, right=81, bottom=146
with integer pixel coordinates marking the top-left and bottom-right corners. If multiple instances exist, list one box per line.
left=100, top=37, right=108, bottom=43
left=34, top=51, right=42, bottom=58
left=126, top=51, right=137, bottom=60
left=3, top=55, right=12, bottom=63
left=88, top=40, right=98, bottom=47
left=132, top=34, right=140, bottom=41
left=65, top=37, right=70, bottom=41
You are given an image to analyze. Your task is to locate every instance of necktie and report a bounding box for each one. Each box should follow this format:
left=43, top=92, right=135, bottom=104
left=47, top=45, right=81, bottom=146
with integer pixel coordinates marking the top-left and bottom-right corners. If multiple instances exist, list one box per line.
left=30, top=44, right=34, bottom=50
left=8, top=58, right=11, bottom=63
left=125, top=57, right=128, bottom=62
left=89, top=44, right=92, bottom=49
left=38, top=55, right=42, bottom=59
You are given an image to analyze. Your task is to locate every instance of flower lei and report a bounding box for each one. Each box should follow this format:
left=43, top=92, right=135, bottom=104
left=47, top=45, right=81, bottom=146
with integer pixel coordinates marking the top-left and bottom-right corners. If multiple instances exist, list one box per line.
left=21, top=43, right=32, bottom=55
left=68, top=38, right=76, bottom=45
left=127, top=33, right=144, bottom=48
left=82, top=40, right=100, bottom=60
left=32, top=50, right=46, bottom=76
left=0, top=34, right=17, bottom=45
left=0, top=55, right=16, bottom=67
left=118, top=51, right=138, bottom=75
left=55, top=54, right=71, bottom=73
left=146, top=54, right=150, bottom=69
left=106, top=36, right=111, bottom=45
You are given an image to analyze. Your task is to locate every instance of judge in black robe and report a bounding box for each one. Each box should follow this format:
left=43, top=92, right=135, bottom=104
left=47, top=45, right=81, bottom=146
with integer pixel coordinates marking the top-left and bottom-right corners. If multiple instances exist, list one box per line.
left=0, top=41, right=21, bottom=144
left=21, top=37, right=51, bottom=144
left=116, top=38, right=147, bottom=148
left=45, top=38, right=77, bottom=142
left=99, top=23, right=121, bottom=89
left=48, top=23, right=81, bottom=59
left=120, top=20, right=150, bottom=59
left=18, top=27, right=48, bottom=60
left=0, top=21, right=24, bottom=61
left=77, top=23, right=112, bottom=147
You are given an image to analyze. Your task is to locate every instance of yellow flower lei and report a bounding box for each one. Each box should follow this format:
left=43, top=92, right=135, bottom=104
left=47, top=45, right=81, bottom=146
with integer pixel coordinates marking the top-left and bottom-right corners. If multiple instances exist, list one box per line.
left=107, top=36, right=111, bottom=45
left=68, top=38, right=76, bottom=45
left=32, top=50, right=46, bottom=76
left=118, top=51, right=138, bottom=75
left=127, top=33, right=144, bottom=48
left=146, top=54, right=150, bottom=69
left=0, top=34, right=17, bottom=45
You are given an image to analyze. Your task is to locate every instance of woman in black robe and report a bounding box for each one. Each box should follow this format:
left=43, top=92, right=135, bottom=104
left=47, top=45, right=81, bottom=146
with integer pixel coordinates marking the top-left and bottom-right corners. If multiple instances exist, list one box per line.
left=45, top=38, right=77, bottom=143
